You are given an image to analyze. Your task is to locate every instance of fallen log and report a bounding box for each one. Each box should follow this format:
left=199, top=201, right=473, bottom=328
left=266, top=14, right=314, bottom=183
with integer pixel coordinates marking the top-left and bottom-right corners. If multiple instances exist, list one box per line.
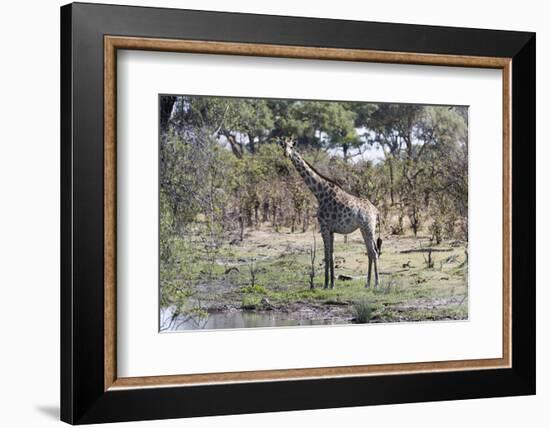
left=399, top=248, right=453, bottom=254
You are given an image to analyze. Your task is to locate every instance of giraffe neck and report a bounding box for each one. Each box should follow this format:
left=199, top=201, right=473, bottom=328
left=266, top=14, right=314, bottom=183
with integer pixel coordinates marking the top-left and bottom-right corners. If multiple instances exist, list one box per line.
left=289, top=151, right=335, bottom=201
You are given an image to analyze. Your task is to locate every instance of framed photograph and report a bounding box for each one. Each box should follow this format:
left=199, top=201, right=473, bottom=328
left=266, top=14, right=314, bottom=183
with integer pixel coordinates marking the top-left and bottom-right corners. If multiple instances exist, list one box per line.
left=60, top=2, right=535, bottom=424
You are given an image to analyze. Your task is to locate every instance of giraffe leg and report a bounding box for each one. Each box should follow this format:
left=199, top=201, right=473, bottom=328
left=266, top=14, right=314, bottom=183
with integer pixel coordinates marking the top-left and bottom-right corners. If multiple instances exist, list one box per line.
left=321, top=228, right=331, bottom=289
left=329, top=232, right=335, bottom=289
left=373, top=255, right=379, bottom=288
left=366, top=257, right=372, bottom=288
left=366, top=240, right=380, bottom=289
left=361, top=226, right=379, bottom=288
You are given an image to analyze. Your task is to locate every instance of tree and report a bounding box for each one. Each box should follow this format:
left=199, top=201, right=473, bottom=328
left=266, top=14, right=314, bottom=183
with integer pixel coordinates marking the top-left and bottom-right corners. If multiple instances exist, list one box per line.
left=216, top=99, right=275, bottom=155
left=159, top=94, right=468, bottom=242
left=281, top=101, right=356, bottom=151
left=160, top=96, right=177, bottom=129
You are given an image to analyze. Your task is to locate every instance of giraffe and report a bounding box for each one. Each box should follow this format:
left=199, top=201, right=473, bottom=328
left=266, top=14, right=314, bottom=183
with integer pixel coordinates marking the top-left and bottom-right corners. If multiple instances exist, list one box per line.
left=280, top=139, right=382, bottom=289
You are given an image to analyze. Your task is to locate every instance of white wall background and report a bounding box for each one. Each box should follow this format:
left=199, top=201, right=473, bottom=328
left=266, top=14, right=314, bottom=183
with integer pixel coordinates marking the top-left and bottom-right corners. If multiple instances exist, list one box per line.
left=0, top=0, right=545, bottom=426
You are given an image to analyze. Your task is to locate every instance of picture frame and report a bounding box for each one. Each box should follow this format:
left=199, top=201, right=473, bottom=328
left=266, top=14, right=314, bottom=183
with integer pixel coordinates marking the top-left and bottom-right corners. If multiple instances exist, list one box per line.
left=60, top=2, right=535, bottom=424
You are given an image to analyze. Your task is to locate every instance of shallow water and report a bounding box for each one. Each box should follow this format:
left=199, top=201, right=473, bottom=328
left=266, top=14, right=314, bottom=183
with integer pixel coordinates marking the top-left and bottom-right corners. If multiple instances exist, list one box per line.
left=160, top=307, right=348, bottom=331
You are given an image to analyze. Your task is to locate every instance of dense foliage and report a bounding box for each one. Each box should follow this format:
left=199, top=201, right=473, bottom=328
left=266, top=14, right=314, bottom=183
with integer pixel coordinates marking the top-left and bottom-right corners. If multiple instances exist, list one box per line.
left=159, top=95, right=468, bottom=326
left=160, top=96, right=467, bottom=239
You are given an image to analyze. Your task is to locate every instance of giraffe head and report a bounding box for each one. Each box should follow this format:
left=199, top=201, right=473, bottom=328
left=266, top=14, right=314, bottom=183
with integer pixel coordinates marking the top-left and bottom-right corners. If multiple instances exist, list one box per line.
left=279, top=138, right=295, bottom=158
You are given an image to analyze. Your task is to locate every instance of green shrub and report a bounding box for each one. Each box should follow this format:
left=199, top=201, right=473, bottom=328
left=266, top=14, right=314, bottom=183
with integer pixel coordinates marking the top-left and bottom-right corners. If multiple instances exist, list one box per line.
left=353, top=299, right=373, bottom=323
left=239, top=284, right=268, bottom=294
left=241, top=295, right=262, bottom=309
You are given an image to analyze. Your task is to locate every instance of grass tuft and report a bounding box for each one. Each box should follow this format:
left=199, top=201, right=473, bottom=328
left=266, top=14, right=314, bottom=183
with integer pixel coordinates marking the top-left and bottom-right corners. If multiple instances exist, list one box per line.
left=353, top=299, right=373, bottom=324
left=240, top=284, right=268, bottom=294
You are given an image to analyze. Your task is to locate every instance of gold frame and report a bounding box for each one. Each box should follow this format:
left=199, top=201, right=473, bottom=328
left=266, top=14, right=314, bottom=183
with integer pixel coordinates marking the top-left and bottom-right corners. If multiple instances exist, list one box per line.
left=104, top=36, right=512, bottom=391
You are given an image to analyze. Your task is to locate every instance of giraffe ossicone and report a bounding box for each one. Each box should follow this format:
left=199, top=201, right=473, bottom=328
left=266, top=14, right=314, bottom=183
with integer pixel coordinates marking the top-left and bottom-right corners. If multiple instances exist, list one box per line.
left=279, top=138, right=381, bottom=289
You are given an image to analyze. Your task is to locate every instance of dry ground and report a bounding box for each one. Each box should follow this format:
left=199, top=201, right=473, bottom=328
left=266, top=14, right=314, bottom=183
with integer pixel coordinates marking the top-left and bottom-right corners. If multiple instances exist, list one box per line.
left=163, top=225, right=468, bottom=329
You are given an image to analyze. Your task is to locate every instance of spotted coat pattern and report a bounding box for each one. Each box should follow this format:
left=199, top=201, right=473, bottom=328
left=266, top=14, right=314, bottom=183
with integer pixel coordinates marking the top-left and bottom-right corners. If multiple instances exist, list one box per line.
left=281, top=140, right=380, bottom=289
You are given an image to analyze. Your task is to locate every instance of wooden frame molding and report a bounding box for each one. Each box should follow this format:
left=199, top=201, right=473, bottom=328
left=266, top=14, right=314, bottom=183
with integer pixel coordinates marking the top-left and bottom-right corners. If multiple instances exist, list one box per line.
left=104, top=35, right=512, bottom=391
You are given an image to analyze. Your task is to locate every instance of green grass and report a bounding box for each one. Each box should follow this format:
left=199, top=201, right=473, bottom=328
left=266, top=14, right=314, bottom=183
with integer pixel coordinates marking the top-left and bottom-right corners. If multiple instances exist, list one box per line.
left=241, top=295, right=262, bottom=309
left=353, top=299, right=373, bottom=323
left=161, top=229, right=468, bottom=323
left=239, top=284, right=268, bottom=294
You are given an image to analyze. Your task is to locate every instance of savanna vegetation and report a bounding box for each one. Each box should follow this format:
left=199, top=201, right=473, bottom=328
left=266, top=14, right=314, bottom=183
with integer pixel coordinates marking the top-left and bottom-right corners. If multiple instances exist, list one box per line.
left=159, top=95, right=468, bottom=331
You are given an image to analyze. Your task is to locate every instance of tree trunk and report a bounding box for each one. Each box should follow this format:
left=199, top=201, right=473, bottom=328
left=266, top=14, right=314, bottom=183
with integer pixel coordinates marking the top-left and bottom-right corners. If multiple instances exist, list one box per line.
left=248, top=133, right=256, bottom=154
left=238, top=214, right=244, bottom=242
left=262, top=199, right=269, bottom=222
left=160, top=96, right=177, bottom=130
left=410, top=205, right=419, bottom=237
left=271, top=204, right=278, bottom=231
left=388, top=157, right=395, bottom=205
left=222, top=131, right=243, bottom=158
left=342, top=144, right=349, bottom=162
left=254, top=201, right=260, bottom=228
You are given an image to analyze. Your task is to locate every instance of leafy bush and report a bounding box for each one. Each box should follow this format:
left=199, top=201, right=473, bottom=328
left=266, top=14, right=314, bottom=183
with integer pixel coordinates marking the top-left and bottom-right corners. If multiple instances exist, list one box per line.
left=353, top=299, right=373, bottom=323
left=239, top=284, right=268, bottom=294
left=241, top=295, right=262, bottom=310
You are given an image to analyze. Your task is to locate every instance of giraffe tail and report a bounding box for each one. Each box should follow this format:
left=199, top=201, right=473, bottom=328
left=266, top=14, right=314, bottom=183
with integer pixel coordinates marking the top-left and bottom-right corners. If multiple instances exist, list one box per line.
left=376, top=213, right=383, bottom=257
